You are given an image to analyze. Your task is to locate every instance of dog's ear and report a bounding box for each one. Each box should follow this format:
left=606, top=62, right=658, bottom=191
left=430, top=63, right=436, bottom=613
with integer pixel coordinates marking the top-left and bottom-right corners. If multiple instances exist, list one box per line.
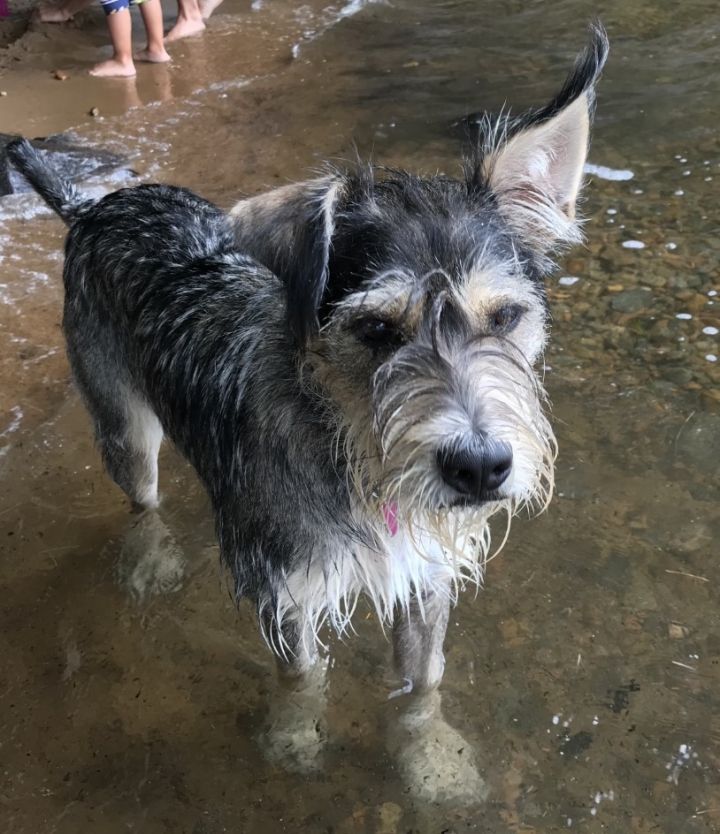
left=475, top=24, right=609, bottom=257
left=285, top=176, right=347, bottom=345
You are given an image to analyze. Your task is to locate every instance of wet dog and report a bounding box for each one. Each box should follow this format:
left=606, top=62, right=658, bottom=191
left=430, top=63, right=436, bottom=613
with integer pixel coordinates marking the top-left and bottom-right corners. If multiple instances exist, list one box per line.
left=8, top=25, right=607, bottom=697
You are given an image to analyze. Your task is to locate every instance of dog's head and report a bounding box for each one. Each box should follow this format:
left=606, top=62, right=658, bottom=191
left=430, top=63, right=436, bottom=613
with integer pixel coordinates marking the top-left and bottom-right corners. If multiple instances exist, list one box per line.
left=234, top=26, right=608, bottom=534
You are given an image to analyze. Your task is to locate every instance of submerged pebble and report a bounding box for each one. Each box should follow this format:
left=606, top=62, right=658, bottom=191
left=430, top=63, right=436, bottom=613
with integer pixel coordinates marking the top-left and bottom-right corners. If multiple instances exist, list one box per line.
left=611, top=288, right=654, bottom=314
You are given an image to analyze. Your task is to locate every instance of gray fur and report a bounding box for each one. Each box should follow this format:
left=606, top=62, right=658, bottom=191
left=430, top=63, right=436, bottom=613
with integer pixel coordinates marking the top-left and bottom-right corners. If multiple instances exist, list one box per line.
left=6, top=26, right=605, bottom=698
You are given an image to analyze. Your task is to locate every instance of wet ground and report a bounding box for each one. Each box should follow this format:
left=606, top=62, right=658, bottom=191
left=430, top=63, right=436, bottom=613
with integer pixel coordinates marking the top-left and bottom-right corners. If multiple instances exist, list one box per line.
left=1, top=0, right=720, bottom=831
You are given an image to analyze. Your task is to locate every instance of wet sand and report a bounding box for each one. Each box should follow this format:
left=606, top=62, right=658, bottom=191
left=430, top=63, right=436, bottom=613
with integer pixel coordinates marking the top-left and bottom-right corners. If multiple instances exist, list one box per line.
left=1, top=1, right=720, bottom=831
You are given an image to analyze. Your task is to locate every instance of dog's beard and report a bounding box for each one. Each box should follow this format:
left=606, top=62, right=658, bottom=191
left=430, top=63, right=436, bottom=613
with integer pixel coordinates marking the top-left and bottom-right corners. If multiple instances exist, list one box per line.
left=337, top=341, right=556, bottom=570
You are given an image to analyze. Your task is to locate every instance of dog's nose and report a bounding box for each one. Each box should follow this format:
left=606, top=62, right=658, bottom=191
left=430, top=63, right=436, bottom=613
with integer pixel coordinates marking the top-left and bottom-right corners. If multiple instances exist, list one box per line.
left=437, top=439, right=513, bottom=500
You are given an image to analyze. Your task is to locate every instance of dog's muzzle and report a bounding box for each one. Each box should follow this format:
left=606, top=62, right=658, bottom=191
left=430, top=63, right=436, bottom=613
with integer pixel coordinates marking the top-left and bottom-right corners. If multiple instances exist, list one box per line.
left=436, top=435, right=513, bottom=503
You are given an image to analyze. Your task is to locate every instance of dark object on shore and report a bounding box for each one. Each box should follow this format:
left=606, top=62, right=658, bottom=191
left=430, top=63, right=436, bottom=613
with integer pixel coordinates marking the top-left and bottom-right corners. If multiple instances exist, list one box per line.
left=0, top=132, right=132, bottom=197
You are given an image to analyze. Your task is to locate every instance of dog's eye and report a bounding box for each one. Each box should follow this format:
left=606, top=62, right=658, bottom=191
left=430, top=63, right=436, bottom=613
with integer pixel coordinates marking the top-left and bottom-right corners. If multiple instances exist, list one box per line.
left=489, top=304, right=524, bottom=335
left=354, top=317, right=404, bottom=350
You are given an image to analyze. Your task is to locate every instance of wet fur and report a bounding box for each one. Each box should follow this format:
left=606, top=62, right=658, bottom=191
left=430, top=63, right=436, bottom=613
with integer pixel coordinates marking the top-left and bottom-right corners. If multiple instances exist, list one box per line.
left=7, top=24, right=607, bottom=690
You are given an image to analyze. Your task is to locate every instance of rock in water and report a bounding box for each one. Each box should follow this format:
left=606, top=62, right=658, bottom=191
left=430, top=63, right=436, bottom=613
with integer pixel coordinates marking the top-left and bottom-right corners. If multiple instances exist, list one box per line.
left=675, top=412, right=720, bottom=475
left=0, top=132, right=132, bottom=197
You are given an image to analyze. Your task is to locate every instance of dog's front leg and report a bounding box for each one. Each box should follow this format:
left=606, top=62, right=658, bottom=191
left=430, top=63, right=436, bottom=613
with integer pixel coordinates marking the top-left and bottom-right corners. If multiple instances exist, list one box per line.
left=389, top=585, right=488, bottom=803
left=392, top=584, right=450, bottom=694
left=261, top=614, right=329, bottom=773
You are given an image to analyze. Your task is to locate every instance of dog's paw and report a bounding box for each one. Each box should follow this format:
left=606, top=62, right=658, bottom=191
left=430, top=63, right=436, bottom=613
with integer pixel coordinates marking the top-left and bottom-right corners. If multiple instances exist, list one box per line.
left=387, top=691, right=489, bottom=804
left=261, top=691, right=328, bottom=773
left=114, top=511, right=186, bottom=601
left=262, top=704, right=327, bottom=773
left=260, top=660, right=329, bottom=773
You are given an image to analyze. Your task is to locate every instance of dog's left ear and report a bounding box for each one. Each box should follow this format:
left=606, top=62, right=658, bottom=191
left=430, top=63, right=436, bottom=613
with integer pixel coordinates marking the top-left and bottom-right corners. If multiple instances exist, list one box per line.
left=479, top=23, right=609, bottom=255
left=285, top=176, right=347, bottom=345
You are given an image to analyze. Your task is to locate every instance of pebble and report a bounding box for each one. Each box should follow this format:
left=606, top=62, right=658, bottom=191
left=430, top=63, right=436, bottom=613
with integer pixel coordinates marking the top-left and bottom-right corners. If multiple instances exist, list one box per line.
left=675, top=313, right=692, bottom=320
left=668, top=623, right=690, bottom=639
left=611, top=288, right=653, bottom=314
left=706, top=354, right=718, bottom=363
left=559, top=276, right=580, bottom=286
left=664, top=366, right=694, bottom=385
left=53, top=70, right=69, bottom=81
left=89, top=106, right=100, bottom=117
left=377, top=802, right=403, bottom=834
left=622, top=240, right=645, bottom=249
left=703, top=326, right=719, bottom=336
left=675, top=412, right=720, bottom=472
left=641, top=273, right=668, bottom=288
left=0, top=91, right=7, bottom=97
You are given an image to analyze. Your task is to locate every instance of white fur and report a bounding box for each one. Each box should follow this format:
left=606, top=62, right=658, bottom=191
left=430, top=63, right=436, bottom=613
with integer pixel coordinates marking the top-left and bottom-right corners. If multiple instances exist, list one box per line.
left=483, top=93, right=592, bottom=255
left=125, top=389, right=164, bottom=508
left=263, top=507, right=494, bottom=658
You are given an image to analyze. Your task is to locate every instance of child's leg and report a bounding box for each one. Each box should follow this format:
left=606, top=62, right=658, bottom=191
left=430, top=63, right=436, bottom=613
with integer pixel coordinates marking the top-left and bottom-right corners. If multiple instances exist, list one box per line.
left=165, top=0, right=205, bottom=42
left=90, top=0, right=136, bottom=77
left=135, top=0, right=171, bottom=63
left=198, top=0, right=223, bottom=20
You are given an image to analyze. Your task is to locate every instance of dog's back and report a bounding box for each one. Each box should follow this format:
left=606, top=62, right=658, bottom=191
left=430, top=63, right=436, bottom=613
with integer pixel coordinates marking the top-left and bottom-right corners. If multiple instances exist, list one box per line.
left=8, top=139, right=290, bottom=522
left=64, top=183, right=235, bottom=283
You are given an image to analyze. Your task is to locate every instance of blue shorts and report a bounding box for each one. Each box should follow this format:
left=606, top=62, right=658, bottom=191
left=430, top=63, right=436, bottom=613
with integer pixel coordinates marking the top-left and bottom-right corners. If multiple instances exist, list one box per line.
left=100, top=0, right=147, bottom=14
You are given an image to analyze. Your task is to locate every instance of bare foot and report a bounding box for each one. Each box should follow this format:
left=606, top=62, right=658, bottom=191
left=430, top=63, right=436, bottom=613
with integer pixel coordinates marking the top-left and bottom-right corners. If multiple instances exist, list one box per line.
left=135, top=47, right=171, bottom=63
left=89, top=58, right=136, bottom=77
left=199, top=0, right=224, bottom=20
left=165, top=15, right=206, bottom=41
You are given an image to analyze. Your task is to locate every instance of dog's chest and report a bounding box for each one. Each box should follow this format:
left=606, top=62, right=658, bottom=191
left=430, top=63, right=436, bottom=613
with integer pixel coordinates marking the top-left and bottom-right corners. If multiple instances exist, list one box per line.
left=276, top=519, right=486, bottom=636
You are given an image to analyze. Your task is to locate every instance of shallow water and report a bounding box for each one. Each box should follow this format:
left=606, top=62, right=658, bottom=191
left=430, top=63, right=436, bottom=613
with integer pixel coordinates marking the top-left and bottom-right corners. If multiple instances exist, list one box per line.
left=1, top=1, right=719, bottom=831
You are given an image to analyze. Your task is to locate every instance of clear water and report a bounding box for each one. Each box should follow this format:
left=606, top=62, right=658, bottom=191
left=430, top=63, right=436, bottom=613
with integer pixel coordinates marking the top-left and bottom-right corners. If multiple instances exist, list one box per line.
left=1, top=1, right=719, bottom=831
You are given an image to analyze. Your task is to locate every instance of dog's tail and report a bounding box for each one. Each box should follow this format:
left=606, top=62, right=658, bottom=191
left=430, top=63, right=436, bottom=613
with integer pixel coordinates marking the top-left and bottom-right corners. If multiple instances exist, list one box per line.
left=6, top=138, right=93, bottom=225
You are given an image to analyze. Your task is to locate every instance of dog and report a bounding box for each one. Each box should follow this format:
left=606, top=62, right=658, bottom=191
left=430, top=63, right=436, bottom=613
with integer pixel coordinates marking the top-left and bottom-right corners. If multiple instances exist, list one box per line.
left=8, top=25, right=607, bottom=700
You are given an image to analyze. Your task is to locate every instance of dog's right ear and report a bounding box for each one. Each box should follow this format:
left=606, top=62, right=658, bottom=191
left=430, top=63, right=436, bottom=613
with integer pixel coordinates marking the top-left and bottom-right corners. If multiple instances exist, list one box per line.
left=285, top=176, right=347, bottom=346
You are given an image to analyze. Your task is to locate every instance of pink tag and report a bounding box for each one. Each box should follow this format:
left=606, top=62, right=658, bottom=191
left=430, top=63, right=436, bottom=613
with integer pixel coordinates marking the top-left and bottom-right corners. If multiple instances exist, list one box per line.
left=382, top=501, right=399, bottom=537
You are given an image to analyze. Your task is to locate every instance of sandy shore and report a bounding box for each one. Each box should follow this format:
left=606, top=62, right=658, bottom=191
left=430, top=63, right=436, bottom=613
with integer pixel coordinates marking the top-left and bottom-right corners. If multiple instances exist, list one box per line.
left=0, top=0, right=35, bottom=54
left=0, top=0, right=274, bottom=137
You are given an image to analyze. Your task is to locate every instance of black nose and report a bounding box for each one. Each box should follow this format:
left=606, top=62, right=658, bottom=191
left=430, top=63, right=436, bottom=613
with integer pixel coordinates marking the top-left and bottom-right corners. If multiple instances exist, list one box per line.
left=437, top=439, right=513, bottom=500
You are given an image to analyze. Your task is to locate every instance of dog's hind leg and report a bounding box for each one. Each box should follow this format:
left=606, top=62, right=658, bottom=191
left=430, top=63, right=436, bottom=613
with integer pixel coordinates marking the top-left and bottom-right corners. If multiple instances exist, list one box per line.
left=392, top=584, right=450, bottom=694
left=95, top=387, right=164, bottom=510
left=66, top=331, right=163, bottom=510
